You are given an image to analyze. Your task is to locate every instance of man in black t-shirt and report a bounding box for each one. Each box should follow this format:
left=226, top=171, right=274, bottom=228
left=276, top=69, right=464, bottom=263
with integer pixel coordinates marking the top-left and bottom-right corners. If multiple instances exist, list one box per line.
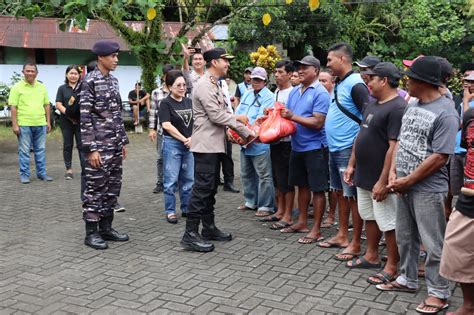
left=128, top=82, right=150, bottom=126
left=344, top=62, right=406, bottom=284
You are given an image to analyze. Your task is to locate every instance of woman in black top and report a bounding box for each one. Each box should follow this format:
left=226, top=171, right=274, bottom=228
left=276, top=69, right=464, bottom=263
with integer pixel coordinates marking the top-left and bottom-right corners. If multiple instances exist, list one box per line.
left=159, top=70, right=194, bottom=224
left=55, top=65, right=84, bottom=180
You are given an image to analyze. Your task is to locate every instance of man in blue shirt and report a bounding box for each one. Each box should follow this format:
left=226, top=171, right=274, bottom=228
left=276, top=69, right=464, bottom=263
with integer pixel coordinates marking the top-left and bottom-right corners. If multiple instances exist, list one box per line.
left=279, top=56, right=330, bottom=243
left=234, top=67, right=275, bottom=216
left=319, top=43, right=369, bottom=262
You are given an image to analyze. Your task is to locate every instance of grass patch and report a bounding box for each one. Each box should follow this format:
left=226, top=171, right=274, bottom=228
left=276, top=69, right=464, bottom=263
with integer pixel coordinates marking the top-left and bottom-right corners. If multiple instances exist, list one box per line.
left=0, top=124, right=62, bottom=142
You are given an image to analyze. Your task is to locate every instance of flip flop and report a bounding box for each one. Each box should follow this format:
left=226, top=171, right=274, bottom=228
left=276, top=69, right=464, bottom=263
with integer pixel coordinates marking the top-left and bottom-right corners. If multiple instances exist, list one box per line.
left=298, top=235, right=325, bottom=244
left=346, top=257, right=382, bottom=269
left=255, top=210, right=273, bottom=217
left=318, top=241, right=347, bottom=249
left=415, top=300, right=449, bottom=314
left=280, top=226, right=310, bottom=233
left=334, top=252, right=361, bottom=262
left=258, top=214, right=281, bottom=222
left=321, top=221, right=338, bottom=228
left=269, top=221, right=291, bottom=230
left=367, top=271, right=398, bottom=285
left=237, top=205, right=256, bottom=211
left=376, top=281, right=416, bottom=293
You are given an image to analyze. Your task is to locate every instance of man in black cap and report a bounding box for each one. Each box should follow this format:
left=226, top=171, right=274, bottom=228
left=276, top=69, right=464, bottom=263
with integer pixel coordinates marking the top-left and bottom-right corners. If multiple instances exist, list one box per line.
left=343, top=62, right=406, bottom=283
left=80, top=39, right=129, bottom=249
left=234, top=67, right=253, bottom=106
left=355, top=55, right=381, bottom=86
left=181, top=48, right=254, bottom=252
left=378, top=56, right=459, bottom=313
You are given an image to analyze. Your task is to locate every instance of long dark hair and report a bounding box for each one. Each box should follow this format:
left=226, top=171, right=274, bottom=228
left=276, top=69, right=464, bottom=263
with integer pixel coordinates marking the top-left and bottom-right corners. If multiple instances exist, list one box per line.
left=165, top=70, right=185, bottom=87
left=64, top=65, right=83, bottom=84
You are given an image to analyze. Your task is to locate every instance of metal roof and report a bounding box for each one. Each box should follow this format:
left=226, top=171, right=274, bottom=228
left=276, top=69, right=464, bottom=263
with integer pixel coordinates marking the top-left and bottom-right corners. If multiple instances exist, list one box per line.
left=0, top=16, right=215, bottom=51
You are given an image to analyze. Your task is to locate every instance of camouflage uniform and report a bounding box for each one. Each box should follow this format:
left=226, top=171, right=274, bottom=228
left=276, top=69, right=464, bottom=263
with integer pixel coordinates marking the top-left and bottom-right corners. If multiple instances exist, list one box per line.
left=80, top=68, right=129, bottom=222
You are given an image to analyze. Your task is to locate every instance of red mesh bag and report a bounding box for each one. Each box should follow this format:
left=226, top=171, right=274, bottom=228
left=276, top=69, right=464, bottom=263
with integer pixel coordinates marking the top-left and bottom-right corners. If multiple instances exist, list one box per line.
left=258, top=102, right=296, bottom=144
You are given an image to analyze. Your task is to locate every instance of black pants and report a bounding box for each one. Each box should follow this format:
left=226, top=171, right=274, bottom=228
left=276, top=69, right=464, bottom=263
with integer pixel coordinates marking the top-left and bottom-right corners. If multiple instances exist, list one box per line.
left=60, top=116, right=82, bottom=170
left=217, top=140, right=234, bottom=185
left=187, top=153, right=220, bottom=220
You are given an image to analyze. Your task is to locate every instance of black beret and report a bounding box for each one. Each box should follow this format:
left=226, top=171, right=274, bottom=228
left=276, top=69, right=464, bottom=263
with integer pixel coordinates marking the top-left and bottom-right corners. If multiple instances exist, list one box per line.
left=91, top=40, right=120, bottom=56
left=203, top=48, right=234, bottom=62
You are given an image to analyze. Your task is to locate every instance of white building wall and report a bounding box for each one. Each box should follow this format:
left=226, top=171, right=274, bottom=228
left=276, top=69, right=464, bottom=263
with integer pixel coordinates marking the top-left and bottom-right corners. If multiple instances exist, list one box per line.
left=0, top=64, right=143, bottom=104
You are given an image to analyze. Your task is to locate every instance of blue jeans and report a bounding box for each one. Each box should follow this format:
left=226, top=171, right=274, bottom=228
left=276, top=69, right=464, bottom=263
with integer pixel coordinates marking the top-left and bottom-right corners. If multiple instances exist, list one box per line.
left=240, top=150, right=274, bottom=211
left=162, top=136, right=194, bottom=215
left=17, top=126, right=47, bottom=178
left=329, top=147, right=357, bottom=198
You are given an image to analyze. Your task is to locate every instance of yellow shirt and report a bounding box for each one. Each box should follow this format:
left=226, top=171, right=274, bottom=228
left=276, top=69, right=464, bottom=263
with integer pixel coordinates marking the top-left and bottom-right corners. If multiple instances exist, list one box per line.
left=8, top=79, right=49, bottom=126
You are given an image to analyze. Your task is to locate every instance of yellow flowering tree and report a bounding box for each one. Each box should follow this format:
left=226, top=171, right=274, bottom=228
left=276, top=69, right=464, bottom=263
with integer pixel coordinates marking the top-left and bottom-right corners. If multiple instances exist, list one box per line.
left=249, top=45, right=282, bottom=72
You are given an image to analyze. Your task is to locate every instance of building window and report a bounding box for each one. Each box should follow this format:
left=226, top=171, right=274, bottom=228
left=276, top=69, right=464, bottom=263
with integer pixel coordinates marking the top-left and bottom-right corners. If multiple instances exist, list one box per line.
left=35, top=49, right=57, bottom=64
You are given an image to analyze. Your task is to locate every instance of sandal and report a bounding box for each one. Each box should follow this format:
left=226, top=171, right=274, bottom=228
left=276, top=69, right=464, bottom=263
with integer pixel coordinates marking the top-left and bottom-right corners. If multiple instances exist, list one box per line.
left=318, top=241, right=348, bottom=249
left=334, top=252, right=361, bottom=262
left=321, top=221, right=337, bottom=228
left=166, top=214, right=178, bottom=224
left=346, top=257, right=382, bottom=269
left=415, top=299, right=449, bottom=314
left=255, top=210, right=273, bottom=217
left=257, top=214, right=281, bottom=222
left=298, top=235, right=325, bottom=244
left=280, top=226, right=310, bottom=233
left=237, top=204, right=256, bottom=211
left=270, top=221, right=291, bottom=230
left=418, top=269, right=426, bottom=278
left=367, top=271, right=398, bottom=285
left=376, top=281, right=416, bottom=293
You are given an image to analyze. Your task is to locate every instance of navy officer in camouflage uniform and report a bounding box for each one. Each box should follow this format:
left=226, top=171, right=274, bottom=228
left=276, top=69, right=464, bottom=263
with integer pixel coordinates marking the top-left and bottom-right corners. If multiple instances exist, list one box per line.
left=80, top=40, right=129, bottom=250
left=181, top=48, right=255, bottom=252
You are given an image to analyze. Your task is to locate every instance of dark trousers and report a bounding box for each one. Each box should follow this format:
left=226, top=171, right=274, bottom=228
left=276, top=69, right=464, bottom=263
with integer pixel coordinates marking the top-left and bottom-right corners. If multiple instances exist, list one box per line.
left=82, top=148, right=123, bottom=222
left=187, top=153, right=220, bottom=220
left=60, top=116, right=82, bottom=170
left=217, top=140, right=234, bottom=185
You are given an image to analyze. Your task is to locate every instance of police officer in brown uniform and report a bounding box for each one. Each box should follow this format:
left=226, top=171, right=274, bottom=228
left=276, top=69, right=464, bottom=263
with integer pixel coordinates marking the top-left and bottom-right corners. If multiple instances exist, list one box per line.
left=181, top=48, right=254, bottom=252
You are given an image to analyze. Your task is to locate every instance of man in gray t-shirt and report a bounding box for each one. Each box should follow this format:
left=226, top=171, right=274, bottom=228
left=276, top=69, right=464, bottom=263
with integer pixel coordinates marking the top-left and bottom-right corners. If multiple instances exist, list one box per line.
left=378, top=57, right=459, bottom=313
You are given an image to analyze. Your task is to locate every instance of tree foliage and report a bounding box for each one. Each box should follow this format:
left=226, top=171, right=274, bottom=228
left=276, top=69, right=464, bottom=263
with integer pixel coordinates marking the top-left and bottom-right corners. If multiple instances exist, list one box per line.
left=0, top=0, right=256, bottom=92
left=229, top=0, right=472, bottom=67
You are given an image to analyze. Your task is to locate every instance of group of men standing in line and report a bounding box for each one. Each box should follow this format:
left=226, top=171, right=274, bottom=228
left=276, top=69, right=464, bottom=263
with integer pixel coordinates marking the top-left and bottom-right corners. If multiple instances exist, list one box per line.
left=7, top=37, right=474, bottom=314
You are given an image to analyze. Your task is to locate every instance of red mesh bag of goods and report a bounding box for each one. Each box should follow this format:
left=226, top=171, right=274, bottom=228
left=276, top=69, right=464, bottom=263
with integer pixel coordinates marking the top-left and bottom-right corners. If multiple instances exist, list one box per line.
left=258, top=102, right=296, bottom=143
left=228, top=123, right=252, bottom=145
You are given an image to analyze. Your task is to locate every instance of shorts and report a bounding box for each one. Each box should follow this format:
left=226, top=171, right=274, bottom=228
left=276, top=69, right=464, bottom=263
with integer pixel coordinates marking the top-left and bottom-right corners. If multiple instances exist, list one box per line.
left=357, top=187, right=396, bottom=232
left=270, top=142, right=295, bottom=193
left=329, top=147, right=357, bottom=198
left=449, top=153, right=465, bottom=195
left=440, top=209, right=474, bottom=283
left=289, top=148, right=328, bottom=193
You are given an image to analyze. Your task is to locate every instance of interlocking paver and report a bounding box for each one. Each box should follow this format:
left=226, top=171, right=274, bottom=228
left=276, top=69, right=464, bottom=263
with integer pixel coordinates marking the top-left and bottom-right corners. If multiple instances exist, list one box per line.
left=0, top=133, right=463, bottom=314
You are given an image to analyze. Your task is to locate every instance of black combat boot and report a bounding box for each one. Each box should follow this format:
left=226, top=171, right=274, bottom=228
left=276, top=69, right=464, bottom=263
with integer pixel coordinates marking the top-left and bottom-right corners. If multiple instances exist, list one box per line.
left=201, top=213, right=232, bottom=241
left=181, top=218, right=214, bottom=252
left=84, top=221, right=108, bottom=250
left=99, top=216, right=129, bottom=242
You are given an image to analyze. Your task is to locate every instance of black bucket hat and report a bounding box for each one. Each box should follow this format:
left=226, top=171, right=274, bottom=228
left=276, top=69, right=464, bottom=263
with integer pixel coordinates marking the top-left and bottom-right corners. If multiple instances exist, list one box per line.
left=403, top=56, right=442, bottom=87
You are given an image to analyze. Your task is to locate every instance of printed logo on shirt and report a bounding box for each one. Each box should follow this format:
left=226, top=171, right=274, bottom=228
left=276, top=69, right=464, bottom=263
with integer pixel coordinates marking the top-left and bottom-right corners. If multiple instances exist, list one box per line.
left=175, top=109, right=193, bottom=127
left=362, top=114, right=373, bottom=128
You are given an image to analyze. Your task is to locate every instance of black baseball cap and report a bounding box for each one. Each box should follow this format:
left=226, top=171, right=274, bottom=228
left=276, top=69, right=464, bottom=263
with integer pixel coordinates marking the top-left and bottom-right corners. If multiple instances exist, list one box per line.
left=293, top=56, right=321, bottom=68
left=203, top=48, right=234, bottom=62
left=362, top=62, right=402, bottom=80
left=355, top=56, right=381, bottom=68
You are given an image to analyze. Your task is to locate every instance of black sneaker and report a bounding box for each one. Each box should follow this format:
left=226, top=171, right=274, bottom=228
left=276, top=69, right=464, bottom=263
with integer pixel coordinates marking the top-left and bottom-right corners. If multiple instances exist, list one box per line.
left=153, top=184, right=163, bottom=194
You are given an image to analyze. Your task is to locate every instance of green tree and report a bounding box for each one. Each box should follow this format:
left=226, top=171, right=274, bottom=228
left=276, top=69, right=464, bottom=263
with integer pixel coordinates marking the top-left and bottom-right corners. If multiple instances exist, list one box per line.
left=229, top=0, right=471, bottom=67
left=0, top=0, right=256, bottom=92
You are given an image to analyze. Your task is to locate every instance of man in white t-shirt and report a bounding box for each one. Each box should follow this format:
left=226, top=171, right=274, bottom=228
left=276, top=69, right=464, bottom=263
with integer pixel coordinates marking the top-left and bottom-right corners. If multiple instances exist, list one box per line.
left=260, top=60, right=297, bottom=230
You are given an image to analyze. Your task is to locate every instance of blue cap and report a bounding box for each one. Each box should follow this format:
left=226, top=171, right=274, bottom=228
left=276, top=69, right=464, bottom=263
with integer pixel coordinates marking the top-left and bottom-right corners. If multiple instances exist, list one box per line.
left=91, top=40, right=120, bottom=56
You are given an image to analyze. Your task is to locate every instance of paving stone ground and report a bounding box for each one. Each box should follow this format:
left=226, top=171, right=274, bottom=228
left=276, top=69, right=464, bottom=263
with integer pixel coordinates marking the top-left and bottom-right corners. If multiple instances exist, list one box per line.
left=0, top=131, right=461, bottom=314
